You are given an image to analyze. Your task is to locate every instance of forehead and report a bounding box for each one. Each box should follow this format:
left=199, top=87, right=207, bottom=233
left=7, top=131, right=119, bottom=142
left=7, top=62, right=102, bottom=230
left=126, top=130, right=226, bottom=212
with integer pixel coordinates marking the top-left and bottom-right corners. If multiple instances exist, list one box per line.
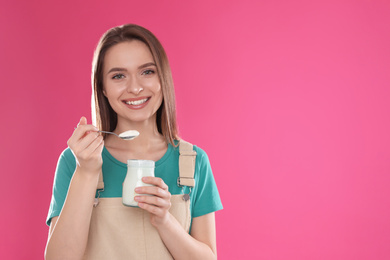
left=103, top=40, right=154, bottom=71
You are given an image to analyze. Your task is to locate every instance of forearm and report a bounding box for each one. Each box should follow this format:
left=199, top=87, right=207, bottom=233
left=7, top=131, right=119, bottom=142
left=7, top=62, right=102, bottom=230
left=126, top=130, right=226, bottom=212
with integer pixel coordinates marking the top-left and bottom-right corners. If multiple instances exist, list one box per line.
left=45, top=169, right=99, bottom=260
left=157, top=214, right=217, bottom=260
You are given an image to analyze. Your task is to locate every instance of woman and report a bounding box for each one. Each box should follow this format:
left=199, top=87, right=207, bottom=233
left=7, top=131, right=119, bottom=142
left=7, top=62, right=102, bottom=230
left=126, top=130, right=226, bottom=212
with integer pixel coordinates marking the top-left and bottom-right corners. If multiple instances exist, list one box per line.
left=45, top=24, right=222, bottom=260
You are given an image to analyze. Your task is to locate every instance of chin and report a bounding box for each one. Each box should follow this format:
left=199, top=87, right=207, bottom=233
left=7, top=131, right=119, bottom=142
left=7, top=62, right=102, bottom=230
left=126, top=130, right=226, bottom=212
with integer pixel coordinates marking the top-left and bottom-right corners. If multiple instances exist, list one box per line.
left=121, top=114, right=157, bottom=124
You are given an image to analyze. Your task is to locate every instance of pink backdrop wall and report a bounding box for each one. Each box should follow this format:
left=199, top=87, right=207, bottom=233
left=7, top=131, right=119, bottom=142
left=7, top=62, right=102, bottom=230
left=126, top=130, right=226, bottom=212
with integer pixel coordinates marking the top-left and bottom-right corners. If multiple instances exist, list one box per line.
left=1, top=0, right=389, bottom=259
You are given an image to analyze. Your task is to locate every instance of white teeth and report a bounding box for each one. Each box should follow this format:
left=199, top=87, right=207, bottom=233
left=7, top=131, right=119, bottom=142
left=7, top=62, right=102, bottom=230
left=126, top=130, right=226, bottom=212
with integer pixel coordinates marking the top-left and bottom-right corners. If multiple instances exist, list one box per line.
left=125, top=98, right=148, bottom=105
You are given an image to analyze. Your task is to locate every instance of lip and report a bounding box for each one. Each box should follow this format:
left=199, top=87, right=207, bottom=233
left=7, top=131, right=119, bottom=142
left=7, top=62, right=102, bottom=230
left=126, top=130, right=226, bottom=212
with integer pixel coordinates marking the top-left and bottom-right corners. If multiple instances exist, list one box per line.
left=122, top=96, right=151, bottom=110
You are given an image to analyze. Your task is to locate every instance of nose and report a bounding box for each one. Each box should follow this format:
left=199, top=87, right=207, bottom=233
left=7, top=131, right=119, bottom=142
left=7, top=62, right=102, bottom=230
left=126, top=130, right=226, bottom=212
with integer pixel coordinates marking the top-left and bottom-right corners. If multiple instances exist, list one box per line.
left=126, top=77, right=143, bottom=95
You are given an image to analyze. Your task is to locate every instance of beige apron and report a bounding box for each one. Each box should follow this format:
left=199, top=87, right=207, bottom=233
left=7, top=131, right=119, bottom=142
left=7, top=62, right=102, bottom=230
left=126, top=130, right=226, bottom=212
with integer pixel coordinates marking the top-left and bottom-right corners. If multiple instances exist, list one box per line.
left=83, top=140, right=197, bottom=260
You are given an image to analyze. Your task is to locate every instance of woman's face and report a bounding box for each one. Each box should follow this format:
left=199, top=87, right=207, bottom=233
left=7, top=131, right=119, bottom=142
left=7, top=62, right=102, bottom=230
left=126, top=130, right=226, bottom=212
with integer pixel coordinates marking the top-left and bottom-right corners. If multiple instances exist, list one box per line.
left=102, top=40, right=163, bottom=125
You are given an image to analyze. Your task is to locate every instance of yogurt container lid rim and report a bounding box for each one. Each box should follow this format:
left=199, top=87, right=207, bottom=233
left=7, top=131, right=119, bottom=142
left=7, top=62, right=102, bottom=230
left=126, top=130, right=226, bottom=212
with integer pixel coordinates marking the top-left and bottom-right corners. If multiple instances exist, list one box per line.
left=127, top=159, right=155, bottom=167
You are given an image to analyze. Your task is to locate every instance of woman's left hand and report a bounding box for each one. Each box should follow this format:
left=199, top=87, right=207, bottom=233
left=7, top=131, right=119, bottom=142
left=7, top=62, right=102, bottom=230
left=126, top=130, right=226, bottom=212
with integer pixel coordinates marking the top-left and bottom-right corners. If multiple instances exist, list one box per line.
left=134, top=177, right=172, bottom=227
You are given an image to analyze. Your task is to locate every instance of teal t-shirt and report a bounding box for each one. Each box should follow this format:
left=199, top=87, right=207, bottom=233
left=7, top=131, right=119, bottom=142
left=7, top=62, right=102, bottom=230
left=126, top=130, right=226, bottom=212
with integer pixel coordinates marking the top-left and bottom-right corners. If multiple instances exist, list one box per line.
left=46, top=142, right=223, bottom=226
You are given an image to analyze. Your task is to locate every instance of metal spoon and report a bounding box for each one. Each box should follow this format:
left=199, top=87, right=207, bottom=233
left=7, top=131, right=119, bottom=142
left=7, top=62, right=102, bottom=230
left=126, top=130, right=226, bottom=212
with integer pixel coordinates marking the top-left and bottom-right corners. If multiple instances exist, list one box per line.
left=99, top=130, right=139, bottom=140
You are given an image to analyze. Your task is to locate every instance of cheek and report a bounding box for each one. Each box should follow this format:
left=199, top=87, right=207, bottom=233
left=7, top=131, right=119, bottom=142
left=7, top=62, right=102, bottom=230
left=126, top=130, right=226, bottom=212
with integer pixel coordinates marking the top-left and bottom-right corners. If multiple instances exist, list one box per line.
left=142, top=79, right=162, bottom=99
left=157, top=92, right=163, bottom=106
left=156, top=84, right=163, bottom=101
left=154, top=84, right=163, bottom=108
left=104, top=82, right=125, bottom=97
left=156, top=84, right=162, bottom=94
left=154, top=79, right=162, bottom=95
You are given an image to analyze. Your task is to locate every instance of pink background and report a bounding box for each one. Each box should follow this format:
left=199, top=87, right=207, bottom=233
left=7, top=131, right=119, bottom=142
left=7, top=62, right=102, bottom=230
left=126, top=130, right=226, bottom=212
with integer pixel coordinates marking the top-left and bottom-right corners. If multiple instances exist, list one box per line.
left=1, top=0, right=390, bottom=259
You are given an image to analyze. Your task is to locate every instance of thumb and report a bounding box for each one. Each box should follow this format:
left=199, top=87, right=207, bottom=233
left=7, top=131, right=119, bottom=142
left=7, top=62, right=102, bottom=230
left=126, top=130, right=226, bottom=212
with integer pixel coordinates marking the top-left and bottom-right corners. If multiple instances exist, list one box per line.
left=78, top=116, right=87, bottom=126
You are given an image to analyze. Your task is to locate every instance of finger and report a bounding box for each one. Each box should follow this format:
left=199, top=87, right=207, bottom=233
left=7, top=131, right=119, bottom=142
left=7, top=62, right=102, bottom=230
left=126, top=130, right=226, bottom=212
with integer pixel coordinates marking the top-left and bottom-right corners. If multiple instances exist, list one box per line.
left=134, top=196, right=169, bottom=207
left=76, top=116, right=89, bottom=138
left=68, top=131, right=101, bottom=158
left=142, top=177, right=169, bottom=190
left=70, top=124, right=99, bottom=145
left=77, top=132, right=103, bottom=155
left=78, top=116, right=87, bottom=126
left=82, top=134, right=104, bottom=155
left=138, top=202, right=164, bottom=216
left=74, top=136, right=104, bottom=164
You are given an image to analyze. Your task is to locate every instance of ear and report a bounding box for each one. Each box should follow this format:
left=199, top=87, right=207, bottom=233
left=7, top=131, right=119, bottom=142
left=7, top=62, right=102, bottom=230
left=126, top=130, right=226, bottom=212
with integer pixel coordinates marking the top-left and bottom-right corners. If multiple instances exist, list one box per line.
left=103, top=89, right=107, bottom=97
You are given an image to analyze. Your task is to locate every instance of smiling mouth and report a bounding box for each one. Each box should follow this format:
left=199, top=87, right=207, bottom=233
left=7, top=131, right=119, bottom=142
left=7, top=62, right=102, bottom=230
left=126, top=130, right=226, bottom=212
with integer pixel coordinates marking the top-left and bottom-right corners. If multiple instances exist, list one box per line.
left=124, top=98, right=150, bottom=105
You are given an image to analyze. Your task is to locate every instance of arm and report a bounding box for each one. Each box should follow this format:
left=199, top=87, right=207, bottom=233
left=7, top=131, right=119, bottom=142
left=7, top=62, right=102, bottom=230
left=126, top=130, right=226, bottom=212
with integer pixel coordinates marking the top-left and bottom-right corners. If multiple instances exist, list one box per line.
left=135, top=178, right=217, bottom=260
left=45, top=117, right=104, bottom=260
left=157, top=212, right=217, bottom=260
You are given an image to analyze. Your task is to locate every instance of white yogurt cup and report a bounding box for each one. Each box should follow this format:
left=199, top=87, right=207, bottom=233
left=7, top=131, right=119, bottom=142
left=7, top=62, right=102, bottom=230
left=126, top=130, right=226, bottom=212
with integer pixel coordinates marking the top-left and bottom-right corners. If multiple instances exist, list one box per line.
left=122, top=160, right=155, bottom=207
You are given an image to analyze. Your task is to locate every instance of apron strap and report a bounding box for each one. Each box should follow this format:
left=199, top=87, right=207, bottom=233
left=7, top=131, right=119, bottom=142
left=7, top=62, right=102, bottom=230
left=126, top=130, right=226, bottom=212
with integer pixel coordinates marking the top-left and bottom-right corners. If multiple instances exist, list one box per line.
left=96, top=140, right=196, bottom=190
left=178, top=140, right=197, bottom=187
left=94, top=170, right=104, bottom=207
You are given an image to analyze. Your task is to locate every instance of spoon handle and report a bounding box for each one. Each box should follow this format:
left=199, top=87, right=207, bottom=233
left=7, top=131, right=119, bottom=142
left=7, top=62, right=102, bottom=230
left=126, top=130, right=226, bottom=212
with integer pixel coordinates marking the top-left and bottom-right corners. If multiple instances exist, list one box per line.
left=73, top=127, right=118, bottom=137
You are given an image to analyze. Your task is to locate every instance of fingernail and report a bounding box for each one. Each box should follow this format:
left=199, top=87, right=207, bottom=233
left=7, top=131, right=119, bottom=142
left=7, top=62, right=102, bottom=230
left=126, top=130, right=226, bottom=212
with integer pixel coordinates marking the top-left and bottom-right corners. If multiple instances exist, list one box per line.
left=135, top=187, right=140, bottom=192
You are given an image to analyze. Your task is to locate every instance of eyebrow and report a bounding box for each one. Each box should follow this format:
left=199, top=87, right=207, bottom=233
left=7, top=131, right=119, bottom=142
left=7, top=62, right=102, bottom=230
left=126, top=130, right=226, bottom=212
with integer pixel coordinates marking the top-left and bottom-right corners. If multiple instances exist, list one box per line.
left=107, top=62, right=157, bottom=74
left=139, top=62, right=157, bottom=69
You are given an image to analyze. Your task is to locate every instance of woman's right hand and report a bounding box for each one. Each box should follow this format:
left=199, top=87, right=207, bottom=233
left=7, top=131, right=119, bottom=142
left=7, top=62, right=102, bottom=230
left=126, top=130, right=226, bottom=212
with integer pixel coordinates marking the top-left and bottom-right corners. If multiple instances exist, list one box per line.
left=67, top=116, right=104, bottom=174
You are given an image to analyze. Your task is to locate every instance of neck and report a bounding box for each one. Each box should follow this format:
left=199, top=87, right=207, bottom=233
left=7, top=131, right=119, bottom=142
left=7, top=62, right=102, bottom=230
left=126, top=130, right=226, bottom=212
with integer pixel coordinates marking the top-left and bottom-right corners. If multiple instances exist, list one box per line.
left=106, top=117, right=166, bottom=154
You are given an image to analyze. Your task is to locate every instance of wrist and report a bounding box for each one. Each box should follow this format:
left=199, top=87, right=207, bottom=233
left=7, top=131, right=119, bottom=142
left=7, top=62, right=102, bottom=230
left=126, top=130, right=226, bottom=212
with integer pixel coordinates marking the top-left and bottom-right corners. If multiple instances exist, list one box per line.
left=74, top=167, right=101, bottom=183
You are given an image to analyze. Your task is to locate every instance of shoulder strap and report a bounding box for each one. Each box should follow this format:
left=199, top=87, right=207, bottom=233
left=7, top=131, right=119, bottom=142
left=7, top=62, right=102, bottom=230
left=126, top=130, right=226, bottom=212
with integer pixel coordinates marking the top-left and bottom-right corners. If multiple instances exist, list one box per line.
left=178, top=140, right=197, bottom=187
left=96, top=141, right=196, bottom=189
left=97, top=170, right=104, bottom=190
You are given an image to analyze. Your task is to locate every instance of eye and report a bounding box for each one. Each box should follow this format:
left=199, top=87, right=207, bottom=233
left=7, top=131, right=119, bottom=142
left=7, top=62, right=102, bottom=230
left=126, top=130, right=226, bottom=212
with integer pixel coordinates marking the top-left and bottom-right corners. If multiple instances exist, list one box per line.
left=112, top=74, right=125, bottom=80
left=141, top=69, right=155, bottom=76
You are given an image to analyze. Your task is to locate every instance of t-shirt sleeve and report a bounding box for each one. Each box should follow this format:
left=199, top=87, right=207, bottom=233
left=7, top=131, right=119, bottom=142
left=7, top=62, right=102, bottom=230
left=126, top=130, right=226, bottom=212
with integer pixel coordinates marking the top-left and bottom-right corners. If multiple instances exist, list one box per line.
left=191, top=146, right=223, bottom=218
left=46, top=148, right=76, bottom=226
